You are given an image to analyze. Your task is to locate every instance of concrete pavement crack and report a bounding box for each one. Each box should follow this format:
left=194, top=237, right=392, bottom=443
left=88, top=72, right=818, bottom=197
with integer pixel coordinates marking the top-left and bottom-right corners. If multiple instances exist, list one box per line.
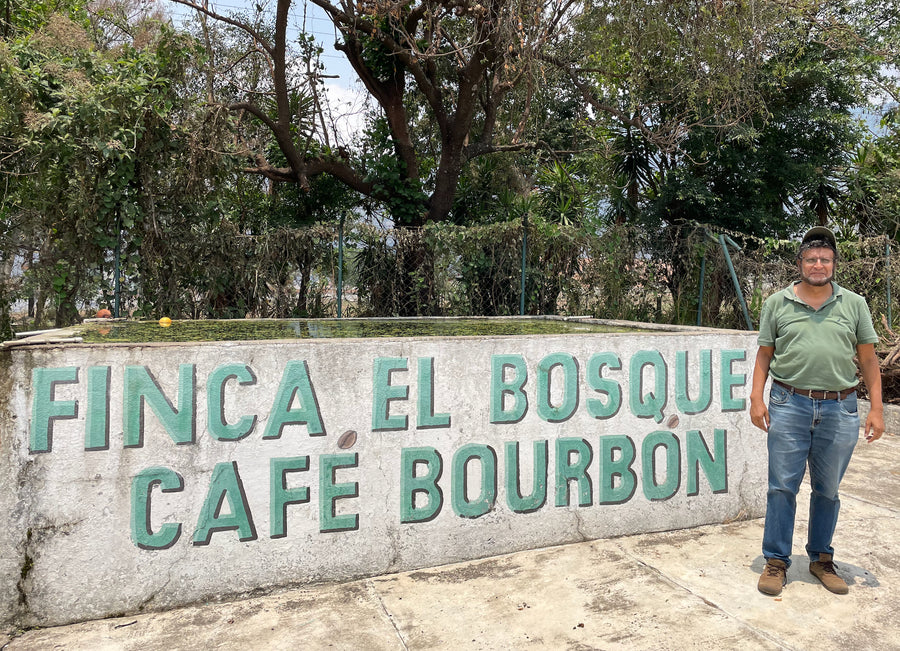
left=616, top=543, right=800, bottom=651
left=365, top=579, right=410, bottom=651
left=842, top=493, right=900, bottom=514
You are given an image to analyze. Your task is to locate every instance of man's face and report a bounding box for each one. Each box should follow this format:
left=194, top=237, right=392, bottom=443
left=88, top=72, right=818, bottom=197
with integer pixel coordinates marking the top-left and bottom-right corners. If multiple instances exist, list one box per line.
left=798, top=246, right=835, bottom=287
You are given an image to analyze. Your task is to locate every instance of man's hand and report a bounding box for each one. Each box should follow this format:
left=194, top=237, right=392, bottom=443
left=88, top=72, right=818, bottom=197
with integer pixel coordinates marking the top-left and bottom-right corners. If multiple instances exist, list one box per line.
left=865, top=409, right=884, bottom=443
left=750, top=346, right=774, bottom=433
left=750, top=397, right=769, bottom=432
left=857, top=343, right=884, bottom=443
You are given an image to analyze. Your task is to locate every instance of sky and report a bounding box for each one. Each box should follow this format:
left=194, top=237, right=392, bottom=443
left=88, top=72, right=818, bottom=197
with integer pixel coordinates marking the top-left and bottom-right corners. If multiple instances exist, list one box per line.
left=155, top=1, right=895, bottom=141
left=159, top=0, right=368, bottom=141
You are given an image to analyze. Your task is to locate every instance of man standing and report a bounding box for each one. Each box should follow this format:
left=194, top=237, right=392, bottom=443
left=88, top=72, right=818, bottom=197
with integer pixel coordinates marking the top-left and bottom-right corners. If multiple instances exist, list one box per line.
left=750, top=226, right=884, bottom=596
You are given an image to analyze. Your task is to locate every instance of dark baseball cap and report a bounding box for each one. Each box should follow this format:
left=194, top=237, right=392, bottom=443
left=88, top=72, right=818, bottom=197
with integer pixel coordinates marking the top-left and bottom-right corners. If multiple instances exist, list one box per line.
left=800, top=226, right=837, bottom=252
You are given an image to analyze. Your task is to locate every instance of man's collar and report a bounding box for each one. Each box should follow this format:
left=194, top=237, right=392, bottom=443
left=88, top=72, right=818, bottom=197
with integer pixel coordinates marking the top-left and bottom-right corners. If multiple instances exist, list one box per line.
left=785, top=280, right=841, bottom=304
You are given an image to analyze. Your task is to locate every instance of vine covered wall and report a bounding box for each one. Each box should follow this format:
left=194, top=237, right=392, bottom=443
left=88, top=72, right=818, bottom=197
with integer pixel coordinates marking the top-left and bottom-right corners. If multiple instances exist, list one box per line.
left=6, top=221, right=898, bottom=337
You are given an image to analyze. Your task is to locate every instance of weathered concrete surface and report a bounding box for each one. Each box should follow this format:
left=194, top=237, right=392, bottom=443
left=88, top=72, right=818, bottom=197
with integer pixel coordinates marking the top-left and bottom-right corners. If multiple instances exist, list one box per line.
left=0, top=328, right=762, bottom=628
left=3, top=430, right=897, bottom=650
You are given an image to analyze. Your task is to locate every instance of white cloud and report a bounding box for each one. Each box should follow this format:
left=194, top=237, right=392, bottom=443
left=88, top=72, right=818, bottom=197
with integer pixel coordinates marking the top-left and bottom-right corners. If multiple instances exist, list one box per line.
left=323, top=82, right=368, bottom=144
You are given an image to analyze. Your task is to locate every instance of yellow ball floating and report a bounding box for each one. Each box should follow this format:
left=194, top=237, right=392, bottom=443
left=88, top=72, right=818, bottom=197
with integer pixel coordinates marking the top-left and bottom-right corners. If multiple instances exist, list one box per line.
left=158, top=317, right=172, bottom=327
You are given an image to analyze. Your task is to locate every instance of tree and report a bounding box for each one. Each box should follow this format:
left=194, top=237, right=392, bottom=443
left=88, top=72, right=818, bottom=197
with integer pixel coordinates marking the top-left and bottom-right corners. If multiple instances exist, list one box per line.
left=0, top=3, right=226, bottom=325
left=165, top=0, right=588, bottom=315
left=839, top=123, right=900, bottom=240
left=549, top=0, right=800, bottom=156
left=169, top=0, right=582, bottom=225
left=557, top=2, right=888, bottom=323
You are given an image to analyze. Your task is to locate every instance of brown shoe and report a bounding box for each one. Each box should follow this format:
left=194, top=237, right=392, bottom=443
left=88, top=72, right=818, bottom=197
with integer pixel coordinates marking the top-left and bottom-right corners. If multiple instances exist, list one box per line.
left=809, top=554, right=849, bottom=594
left=758, top=559, right=787, bottom=595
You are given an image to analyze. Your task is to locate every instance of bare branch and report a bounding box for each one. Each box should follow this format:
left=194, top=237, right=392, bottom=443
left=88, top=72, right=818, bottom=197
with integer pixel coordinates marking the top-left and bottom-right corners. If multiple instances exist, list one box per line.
left=169, top=0, right=276, bottom=56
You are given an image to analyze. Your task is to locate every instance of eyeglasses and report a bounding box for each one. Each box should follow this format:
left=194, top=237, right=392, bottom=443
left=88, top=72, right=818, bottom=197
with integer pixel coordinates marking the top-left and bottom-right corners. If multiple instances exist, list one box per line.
left=801, top=257, right=834, bottom=266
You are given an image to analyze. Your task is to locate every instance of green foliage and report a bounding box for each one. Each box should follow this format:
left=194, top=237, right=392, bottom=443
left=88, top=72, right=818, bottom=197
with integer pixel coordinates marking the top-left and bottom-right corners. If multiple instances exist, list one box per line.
left=3, top=0, right=900, bottom=331
left=837, top=130, right=900, bottom=239
left=0, top=10, right=225, bottom=325
left=1, top=0, right=91, bottom=37
left=137, top=222, right=338, bottom=319
left=361, top=116, right=428, bottom=226
left=356, top=14, right=405, bottom=83
left=568, top=0, right=895, bottom=268
left=579, top=23, right=880, bottom=317
left=535, top=161, right=589, bottom=227
left=352, top=219, right=661, bottom=319
left=448, top=155, right=526, bottom=225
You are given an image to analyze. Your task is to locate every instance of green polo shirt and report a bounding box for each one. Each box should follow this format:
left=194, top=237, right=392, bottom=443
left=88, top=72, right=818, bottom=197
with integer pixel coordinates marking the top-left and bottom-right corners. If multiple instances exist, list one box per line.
left=757, top=281, right=878, bottom=391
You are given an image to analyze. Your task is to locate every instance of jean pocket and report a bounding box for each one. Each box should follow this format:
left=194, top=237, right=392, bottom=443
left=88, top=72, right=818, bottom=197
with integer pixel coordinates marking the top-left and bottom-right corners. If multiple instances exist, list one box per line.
left=840, top=393, right=858, bottom=416
left=770, top=384, right=790, bottom=405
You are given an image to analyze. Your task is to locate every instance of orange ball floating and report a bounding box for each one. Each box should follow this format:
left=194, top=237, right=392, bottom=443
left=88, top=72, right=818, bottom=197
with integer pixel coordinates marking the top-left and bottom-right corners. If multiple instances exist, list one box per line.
left=158, top=317, right=172, bottom=327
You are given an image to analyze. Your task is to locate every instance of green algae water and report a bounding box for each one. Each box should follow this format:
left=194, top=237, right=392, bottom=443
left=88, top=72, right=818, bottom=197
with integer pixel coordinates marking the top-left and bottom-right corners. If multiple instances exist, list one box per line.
left=79, top=318, right=642, bottom=343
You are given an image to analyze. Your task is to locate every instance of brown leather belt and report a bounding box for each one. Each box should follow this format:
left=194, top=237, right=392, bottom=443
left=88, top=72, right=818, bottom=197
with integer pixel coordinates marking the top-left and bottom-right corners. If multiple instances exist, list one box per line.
left=773, top=380, right=856, bottom=400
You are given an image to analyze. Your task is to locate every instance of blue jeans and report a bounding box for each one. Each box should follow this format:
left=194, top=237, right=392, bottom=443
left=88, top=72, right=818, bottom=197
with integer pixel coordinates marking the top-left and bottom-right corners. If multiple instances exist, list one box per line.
left=762, top=383, right=859, bottom=566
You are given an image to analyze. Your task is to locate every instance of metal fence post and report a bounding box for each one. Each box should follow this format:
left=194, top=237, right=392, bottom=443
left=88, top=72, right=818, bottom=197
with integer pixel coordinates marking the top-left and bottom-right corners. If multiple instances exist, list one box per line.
left=719, top=234, right=753, bottom=330
left=114, top=211, right=121, bottom=318
left=337, top=214, right=345, bottom=319
left=520, top=213, right=528, bottom=316
left=886, top=239, right=892, bottom=328
left=697, top=247, right=707, bottom=327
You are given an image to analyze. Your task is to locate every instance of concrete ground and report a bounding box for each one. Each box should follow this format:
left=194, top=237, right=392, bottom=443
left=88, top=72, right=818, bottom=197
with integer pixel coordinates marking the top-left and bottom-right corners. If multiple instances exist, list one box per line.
left=3, top=430, right=899, bottom=651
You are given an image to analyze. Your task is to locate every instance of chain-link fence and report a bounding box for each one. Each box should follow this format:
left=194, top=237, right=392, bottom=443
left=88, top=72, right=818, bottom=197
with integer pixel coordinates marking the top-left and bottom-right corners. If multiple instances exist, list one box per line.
left=7, top=220, right=900, bottom=334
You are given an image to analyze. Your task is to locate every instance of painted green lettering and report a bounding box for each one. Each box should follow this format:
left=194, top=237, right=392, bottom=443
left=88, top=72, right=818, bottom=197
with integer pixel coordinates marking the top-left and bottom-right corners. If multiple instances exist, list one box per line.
left=124, top=364, right=196, bottom=447
left=400, top=447, right=443, bottom=523
left=586, top=353, right=622, bottom=419
left=451, top=444, right=497, bottom=518
left=490, top=355, right=528, bottom=423
left=30, top=366, right=78, bottom=453
left=675, top=350, right=712, bottom=415
left=319, top=453, right=359, bottom=532
left=372, top=357, right=409, bottom=431
left=193, top=461, right=257, bottom=545
left=270, top=456, right=310, bottom=538
left=131, top=466, right=184, bottom=550
left=641, top=431, right=680, bottom=501
left=208, top=363, right=257, bottom=441
left=505, top=440, right=548, bottom=513
left=85, top=366, right=110, bottom=450
left=554, top=438, right=593, bottom=507
left=598, top=435, right=636, bottom=504
left=686, top=429, right=727, bottom=495
left=262, top=360, right=325, bottom=439
left=537, top=353, right=578, bottom=423
left=629, top=350, right=666, bottom=423
left=720, top=349, right=747, bottom=411
left=417, top=357, right=450, bottom=429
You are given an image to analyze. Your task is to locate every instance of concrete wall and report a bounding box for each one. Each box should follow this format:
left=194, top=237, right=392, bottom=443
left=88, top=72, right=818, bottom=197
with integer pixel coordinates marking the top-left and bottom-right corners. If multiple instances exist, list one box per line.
left=0, top=327, right=764, bottom=627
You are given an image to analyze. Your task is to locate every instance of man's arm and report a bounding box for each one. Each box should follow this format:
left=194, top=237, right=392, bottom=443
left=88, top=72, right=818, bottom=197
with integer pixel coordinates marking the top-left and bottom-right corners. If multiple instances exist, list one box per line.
left=750, top=345, right=775, bottom=432
left=857, top=342, right=884, bottom=443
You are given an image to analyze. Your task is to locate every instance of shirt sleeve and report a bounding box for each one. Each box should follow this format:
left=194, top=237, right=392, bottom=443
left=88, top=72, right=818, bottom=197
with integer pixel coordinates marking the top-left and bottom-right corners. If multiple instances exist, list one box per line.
left=856, top=298, right=879, bottom=345
left=757, top=296, right=776, bottom=346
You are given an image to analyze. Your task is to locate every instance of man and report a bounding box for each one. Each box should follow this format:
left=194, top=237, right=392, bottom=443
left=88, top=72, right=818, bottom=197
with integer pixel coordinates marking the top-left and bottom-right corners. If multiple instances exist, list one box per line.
left=750, top=226, right=884, bottom=596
